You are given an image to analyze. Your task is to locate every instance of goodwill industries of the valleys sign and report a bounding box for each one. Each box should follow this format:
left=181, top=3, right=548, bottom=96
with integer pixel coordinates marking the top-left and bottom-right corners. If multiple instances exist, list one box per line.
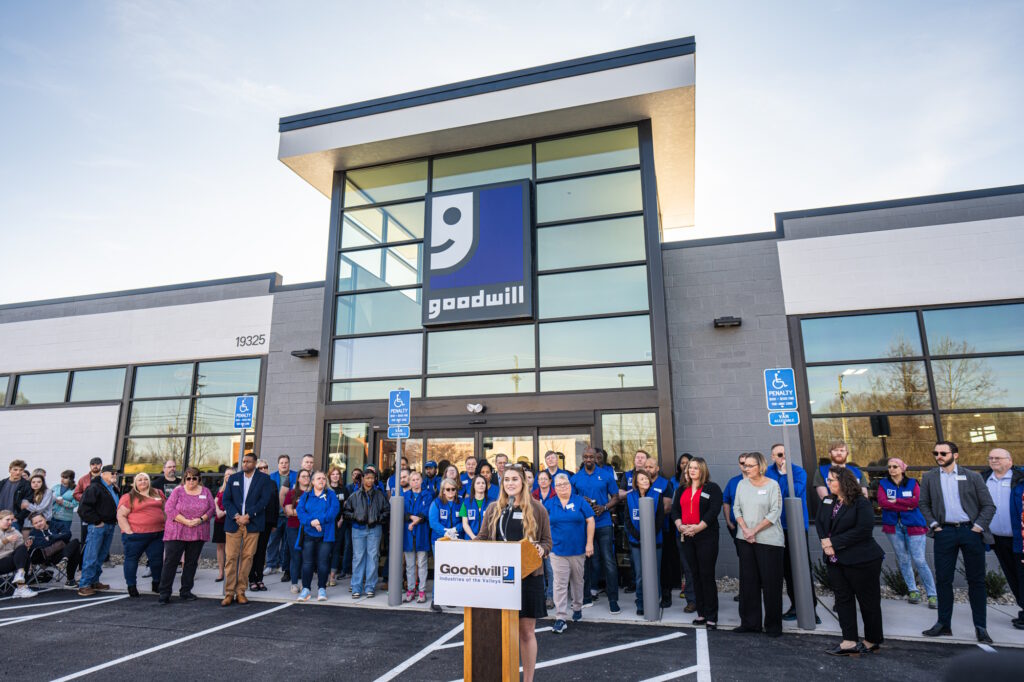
left=432, top=541, right=522, bottom=610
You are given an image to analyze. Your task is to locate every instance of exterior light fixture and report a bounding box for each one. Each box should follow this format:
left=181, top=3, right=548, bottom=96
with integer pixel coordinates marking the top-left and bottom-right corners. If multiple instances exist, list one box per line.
left=290, top=348, right=319, bottom=358
left=713, top=316, right=742, bottom=328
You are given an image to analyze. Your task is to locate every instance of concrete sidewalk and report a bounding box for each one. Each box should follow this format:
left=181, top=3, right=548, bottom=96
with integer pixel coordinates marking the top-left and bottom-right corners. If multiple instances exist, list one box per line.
left=55, top=564, right=1022, bottom=648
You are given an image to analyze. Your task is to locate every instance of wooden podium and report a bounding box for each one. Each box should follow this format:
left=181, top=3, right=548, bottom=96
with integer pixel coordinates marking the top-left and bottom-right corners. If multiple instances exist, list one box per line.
left=462, top=540, right=542, bottom=682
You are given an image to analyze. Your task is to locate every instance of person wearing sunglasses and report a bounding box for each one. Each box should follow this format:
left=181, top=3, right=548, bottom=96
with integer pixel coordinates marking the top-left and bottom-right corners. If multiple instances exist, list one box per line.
left=428, top=479, right=463, bottom=612
left=158, top=468, right=215, bottom=604
left=249, top=460, right=277, bottom=592
left=920, top=441, right=997, bottom=643
left=877, top=457, right=936, bottom=608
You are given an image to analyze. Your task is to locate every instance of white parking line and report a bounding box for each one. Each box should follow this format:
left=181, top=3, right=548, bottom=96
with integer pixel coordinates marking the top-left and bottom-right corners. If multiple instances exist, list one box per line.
left=639, top=666, right=699, bottom=681
left=694, top=628, right=711, bottom=682
left=0, top=596, right=112, bottom=612
left=50, top=602, right=293, bottom=682
left=374, top=622, right=465, bottom=682
left=435, top=625, right=553, bottom=650
left=0, top=594, right=128, bottom=628
left=977, top=643, right=997, bottom=653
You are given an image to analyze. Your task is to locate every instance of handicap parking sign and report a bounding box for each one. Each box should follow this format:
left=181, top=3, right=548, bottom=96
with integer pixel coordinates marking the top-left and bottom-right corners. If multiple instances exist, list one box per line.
left=234, top=395, right=254, bottom=429
left=388, top=390, right=411, bottom=426
left=764, top=368, right=798, bottom=411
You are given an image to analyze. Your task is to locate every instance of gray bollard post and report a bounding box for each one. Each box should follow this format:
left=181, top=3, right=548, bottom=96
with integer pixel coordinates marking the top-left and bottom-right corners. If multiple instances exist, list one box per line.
left=782, top=425, right=816, bottom=630
left=639, top=495, right=659, bottom=621
left=388, top=493, right=404, bottom=606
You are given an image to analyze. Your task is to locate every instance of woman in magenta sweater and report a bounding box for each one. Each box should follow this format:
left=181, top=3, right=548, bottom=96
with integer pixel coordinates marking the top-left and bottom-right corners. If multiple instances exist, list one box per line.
left=157, top=468, right=215, bottom=605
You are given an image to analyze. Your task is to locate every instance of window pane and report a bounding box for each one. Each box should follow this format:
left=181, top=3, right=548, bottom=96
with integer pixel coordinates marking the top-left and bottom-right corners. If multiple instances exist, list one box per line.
left=924, top=303, right=1024, bottom=354
left=432, top=145, right=531, bottom=192
left=134, top=363, right=193, bottom=398
left=541, top=365, right=653, bottom=392
left=341, top=202, right=425, bottom=248
left=190, top=434, right=253, bottom=472
left=536, top=128, right=639, bottom=178
left=129, top=399, right=191, bottom=435
left=941, top=412, right=1024, bottom=466
left=196, top=359, right=260, bottom=395
left=124, top=438, right=186, bottom=475
left=483, top=435, right=535, bottom=470
left=540, top=316, right=652, bottom=367
left=331, top=380, right=421, bottom=402
left=536, top=170, right=642, bottom=223
left=801, top=312, right=921, bottom=363
left=933, top=355, right=1024, bottom=409
left=344, top=160, right=428, bottom=208
left=806, top=362, right=930, bottom=414
left=539, top=265, right=648, bottom=318
left=427, top=325, right=534, bottom=373
left=426, top=437, right=473, bottom=472
left=601, top=412, right=658, bottom=473
left=333, top=334, right=422, bottom=379
left=537, top=216, right=646, bottom=270
left=327, top=423, right=369, bottom=485
left=336, top=289, right=422, bottom=335
left=379, top=435, right=424, bottom=474
left=193, top=396, right=258, bottom=433
left=339, top=244, right=422, bottom=291
left=810, top=414, right=936, bottom=468
left=0, top=376, right=8, bottom=405
left=538, top=434, right=590, bottom=472
left=14, top=372, right=68, bottom=405
left=70, top=368, right=126, bottom=402
left=426, top=373, right=535, bottom=397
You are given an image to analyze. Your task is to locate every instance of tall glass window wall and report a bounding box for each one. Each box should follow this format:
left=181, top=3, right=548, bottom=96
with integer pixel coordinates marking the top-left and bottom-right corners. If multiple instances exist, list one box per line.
left=124, top=358, right=262, bottom=474
left=799, top=302, right=1024, bottom=481
left=330, top=126, right=655, bottom=401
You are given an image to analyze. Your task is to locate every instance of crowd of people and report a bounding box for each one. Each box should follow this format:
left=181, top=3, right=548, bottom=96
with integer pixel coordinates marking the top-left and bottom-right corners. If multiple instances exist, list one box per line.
left=2, top=439, right=1023, bottom=664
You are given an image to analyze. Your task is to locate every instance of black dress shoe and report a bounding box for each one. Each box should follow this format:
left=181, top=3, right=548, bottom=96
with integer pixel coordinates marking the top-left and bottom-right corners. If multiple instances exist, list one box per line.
left=975, top=627, right=993, bottom=644
left=863, top=643, right=880, bottom=653
left=692, top=617, right=707, bottom=626
left=180, top=591, right=197, bottom=602
left=825, top=643, right=864, bottom=656
left=1013, top=621, right=1024, bottom=631
left=280, top=572, right=290, bottom=582
left=127, top=585, right=140, bottom=598
left=922, top=623, right=952, bottom=637
left=157, top=595, right=171, bottom=605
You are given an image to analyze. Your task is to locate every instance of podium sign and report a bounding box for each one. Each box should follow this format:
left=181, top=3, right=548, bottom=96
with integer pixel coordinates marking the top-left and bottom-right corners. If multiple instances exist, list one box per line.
left=434, top=541, right=521, bottom=610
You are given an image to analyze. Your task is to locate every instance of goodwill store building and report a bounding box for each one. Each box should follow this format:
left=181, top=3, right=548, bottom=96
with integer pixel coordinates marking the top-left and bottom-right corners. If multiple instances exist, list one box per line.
left=2, top=37, right=1023, bottom=572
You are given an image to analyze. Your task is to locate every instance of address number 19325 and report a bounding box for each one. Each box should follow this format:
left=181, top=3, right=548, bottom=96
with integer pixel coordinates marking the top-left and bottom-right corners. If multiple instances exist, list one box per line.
left=236, top=334, right=266, bottom=347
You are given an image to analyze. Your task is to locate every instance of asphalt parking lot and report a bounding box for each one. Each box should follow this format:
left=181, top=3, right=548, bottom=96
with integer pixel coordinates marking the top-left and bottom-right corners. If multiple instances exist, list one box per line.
left=2, top=590, right=1022, bottom=681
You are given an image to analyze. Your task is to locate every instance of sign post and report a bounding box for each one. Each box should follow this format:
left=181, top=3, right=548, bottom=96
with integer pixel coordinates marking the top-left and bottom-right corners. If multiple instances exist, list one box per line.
left=233, top=395, right=254, bottom=466
left=387, top=389, right=411, bottom=607
left=764, top=368, right=815, bottom=630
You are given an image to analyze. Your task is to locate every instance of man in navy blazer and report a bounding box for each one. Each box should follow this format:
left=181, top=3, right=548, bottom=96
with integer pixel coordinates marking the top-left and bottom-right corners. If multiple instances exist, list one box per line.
left=222, top=451, right=274, bottom=606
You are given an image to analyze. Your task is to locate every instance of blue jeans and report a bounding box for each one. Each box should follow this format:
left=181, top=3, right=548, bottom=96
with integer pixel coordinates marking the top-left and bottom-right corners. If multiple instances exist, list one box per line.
left=122, top=531, right=164, bottom=587
left=887, top=525, right=936, bottom=597
left=629, top=545, right=663, bottom=609
left=302, top=536, right=334, bottom=591
left=583, top=525, right=619, bottom=603
left=351, top=525, right=381, bottom=594
left=79, top=523, right=115, bottom=588
left=50, top=519, right=72, bottom=536
left=286, top=526, right=302, bottom=585
left=266, top=516, right=289, bottom=570
left=543, top=557, right=553, bottom=599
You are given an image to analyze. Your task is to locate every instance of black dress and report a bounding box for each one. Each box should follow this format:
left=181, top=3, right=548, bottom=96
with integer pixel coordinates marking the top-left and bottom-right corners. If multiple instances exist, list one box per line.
left=497, top=504, right=548, bottom=619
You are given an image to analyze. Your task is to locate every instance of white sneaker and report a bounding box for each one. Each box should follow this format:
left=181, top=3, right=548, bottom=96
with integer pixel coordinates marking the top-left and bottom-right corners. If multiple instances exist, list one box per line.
left=142, top=567, right=152, bottom=578
left=14, top=585, right=37, bottom=599
left=13, top=569, right=25, bottom=584
left=290, top=584, right=300, bottom=594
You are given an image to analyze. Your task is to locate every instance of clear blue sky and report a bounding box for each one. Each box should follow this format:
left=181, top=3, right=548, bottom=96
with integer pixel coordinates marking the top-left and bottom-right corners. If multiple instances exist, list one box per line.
left=2, top=1, right=1022, bottom=304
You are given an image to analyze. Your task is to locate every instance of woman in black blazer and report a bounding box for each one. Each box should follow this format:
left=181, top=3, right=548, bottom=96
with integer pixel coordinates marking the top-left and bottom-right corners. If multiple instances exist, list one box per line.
left=815, top=465, right=885, bottom=656
left=671, top=457, right=723, bottom=628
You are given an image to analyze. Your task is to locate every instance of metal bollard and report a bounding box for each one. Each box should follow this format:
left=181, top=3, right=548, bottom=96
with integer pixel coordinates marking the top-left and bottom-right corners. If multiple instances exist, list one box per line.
left=388, top=494, right=404, bottom=606
left=639, top=496, right=660, bottom=621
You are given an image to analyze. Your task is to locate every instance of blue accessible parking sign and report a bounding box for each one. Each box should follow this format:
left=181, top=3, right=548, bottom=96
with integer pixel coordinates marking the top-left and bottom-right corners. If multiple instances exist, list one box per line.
left=388, top=390, right=411, bottom=426
left=764, top=368, right=798, bottom=411
left=769, top=411, right=800, bottom=426
left=233, top=395, right=254, bottom=429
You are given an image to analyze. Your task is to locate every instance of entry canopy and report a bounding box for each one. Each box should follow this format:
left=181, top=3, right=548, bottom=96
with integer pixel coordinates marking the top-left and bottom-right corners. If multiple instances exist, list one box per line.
left=278, top=37, right=695, bottom=230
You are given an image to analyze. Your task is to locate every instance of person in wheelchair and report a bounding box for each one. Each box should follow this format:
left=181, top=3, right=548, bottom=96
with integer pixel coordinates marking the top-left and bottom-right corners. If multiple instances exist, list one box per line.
left=26, top=512, right=82, bottom=587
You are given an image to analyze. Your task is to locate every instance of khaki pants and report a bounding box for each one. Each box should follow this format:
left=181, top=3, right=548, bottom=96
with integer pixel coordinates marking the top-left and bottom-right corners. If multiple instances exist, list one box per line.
left=225, top=526, right=260, bottom=597
left=551, top=553, right=585, bottom=621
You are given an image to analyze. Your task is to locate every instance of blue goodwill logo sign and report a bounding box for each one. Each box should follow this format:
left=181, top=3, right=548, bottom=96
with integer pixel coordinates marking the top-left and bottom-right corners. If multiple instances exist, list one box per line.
left=423, top=180, right=532, bottom=325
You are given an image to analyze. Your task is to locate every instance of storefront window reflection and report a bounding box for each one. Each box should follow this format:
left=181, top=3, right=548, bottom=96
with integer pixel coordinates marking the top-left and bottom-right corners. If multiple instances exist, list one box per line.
left=601, top=412, right=658, bottom=473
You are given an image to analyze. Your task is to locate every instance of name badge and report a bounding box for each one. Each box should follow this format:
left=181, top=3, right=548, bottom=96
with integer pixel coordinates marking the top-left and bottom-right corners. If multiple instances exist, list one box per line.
left=199, top=495, right=207, bottom=499
left=956, top=475, right=967, bottom=481
left=233, top=481, right=240, bottom=486
left=631, top=509, right=639, bottom=521
left=567, top=503, right=575, bottom=510
left=513, top=511, right=523, bottom=520
left=700, top=492, right=710, bottom=499
left=823, top=498, right=834, bottom=505
left=1002, top=481, right=1011, bottom=487
left=757, top=489, right=768, bottom=496
left=901, top=491, right=913, bottom=498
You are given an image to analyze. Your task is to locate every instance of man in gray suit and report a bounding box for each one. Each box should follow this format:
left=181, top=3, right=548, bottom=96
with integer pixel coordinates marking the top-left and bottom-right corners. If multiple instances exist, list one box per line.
left=919, top=440, right=996, bottom=643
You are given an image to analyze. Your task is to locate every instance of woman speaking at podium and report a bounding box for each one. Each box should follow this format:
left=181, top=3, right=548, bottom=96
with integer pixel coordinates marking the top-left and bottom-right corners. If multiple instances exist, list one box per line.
left=477, top=464, right=553, bottom=682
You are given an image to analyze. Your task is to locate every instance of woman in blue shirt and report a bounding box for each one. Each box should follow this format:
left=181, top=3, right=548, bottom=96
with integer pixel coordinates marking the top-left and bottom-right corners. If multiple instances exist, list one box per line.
left=295, top=471, right=340, bottom=602
left=459, top=475, right=491, bottom=540
left=402, top=471, right=432, bottom=603
left=544, top=473, right=594, bottom=633
left=475, top=462, right=500, bottom=503
left=428, top=479, right=463, bottom=612
left=625, top=469, right=665, bottom=616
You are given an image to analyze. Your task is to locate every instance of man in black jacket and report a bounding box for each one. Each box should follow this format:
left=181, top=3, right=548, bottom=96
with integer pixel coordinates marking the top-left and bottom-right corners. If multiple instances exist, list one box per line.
left=77, top=465, right=120, bottom=597
left=27, top=512, right=82, bottom=587
left=342, top=468, right=389, bottom=598
left=0, top=459, right=33, bottom=526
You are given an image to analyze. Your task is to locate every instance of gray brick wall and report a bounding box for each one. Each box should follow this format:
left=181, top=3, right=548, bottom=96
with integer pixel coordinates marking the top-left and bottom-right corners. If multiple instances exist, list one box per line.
left=260, top=286, right=324, bottom=467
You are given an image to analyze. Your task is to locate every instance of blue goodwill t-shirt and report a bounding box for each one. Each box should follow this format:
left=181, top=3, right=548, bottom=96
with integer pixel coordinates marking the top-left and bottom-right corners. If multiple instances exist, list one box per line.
left=570, top=468, right=618, bottom=529
left=544, top=494, right=595, bottom=556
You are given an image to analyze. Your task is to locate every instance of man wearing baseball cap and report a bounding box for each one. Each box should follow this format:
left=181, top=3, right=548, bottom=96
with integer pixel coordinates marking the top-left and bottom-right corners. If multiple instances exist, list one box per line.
left=74, top=458, right=104, bottom=544
left=77, top=465, right=120, bottom=596
left=423, top=461, right=439, bottom=498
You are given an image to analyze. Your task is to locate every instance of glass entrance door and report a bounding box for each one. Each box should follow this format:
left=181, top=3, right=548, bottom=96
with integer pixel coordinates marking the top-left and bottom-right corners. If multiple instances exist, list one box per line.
left=426, top=435, right=475, bottom=475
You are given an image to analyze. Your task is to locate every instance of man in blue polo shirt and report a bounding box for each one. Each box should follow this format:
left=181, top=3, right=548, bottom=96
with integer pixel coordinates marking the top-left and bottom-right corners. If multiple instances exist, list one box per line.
left=765, top=444, right=820, bottom=623
left=386, top=457, right=410, bottom=497
left=571, top=447, right=621, bottom=614
left=459, top=456, right=478, bottom=496
left=422, top=461, right=439, bottom=497
left=535, top=450, right=571, bottom=491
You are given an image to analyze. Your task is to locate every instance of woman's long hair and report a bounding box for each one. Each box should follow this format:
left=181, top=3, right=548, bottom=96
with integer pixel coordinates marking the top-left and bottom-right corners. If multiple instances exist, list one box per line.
left=129, top=472, right=163, bottom=505
left=30, top=474, right=47, bottom=504
left=290, top=469, right=311, bottom=503
left=486, top=466, right=538, bottom=541
left=687, top=457, right=710, bottom=488
left=829, top=465, right=863, bottom=503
